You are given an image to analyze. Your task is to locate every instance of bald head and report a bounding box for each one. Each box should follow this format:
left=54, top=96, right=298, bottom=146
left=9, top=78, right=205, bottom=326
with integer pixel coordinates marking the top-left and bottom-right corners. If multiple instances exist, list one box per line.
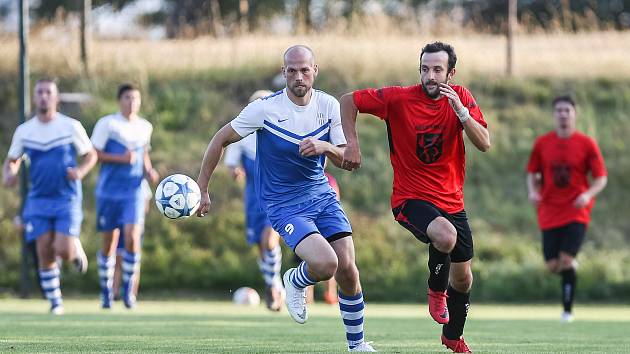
left=283, top=45, right=315, bottom=66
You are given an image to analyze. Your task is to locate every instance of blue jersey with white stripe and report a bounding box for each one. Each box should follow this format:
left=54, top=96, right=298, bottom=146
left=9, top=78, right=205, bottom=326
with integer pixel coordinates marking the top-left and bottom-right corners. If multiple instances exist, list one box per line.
left=224, top=134, right=262, bottom=215
left=7, top=113, right=93, bottom=216
left=230, top=89, right=346, bottom=211
left=91, top=113, right=153, bottom=200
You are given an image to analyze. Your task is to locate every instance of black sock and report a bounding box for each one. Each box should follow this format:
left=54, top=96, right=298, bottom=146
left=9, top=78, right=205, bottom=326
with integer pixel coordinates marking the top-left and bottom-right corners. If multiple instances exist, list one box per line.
left=428, top=244, right=450, bottom=292
left=561, top=268, right=576, bottom=313
left=442, top=286, right=470, bottom=340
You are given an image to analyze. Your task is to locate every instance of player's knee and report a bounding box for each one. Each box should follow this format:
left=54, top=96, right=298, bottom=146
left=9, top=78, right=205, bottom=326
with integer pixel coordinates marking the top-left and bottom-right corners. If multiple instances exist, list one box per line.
left=433, top=229, right=456, bottom=253
left=546, top=260, right=560, bottom=273
left=559, top=256, right=574, bottom=270
left=54, top=245, right=72, bottom=260
left=310, top=257, right=338, bottom=280
left=336, top=261, right=359, bottom=284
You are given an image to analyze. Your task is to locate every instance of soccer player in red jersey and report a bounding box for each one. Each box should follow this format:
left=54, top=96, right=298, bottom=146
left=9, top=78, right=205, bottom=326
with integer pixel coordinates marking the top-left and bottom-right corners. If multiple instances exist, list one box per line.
left=526, top=96, right=607, bottom=323
left=339, top=42, right=490, bottom=353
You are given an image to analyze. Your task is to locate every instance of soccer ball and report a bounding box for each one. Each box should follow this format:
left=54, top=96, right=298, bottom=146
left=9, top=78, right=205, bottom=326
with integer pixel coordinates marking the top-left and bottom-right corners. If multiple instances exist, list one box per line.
left=232, top=287, right=260, bottom=306
left=155, top=174, right=201, bottom=219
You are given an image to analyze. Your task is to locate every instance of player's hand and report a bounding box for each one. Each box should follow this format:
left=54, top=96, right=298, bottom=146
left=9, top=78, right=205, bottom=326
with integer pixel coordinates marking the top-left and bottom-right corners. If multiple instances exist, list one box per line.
left=573, top=192, right=591, bottom=209
left=146, top=168, right=160, bottom=184
left=66, top=167, right=83, bottom=180
left=122, top=150, right=137, bottom=164
left=2, top=173, right=17, bottom=187
left=528, top=190, right=542, bottom=206
left=342, top=143, right=362, bottom=171
left=299, top=137, right=328, bottom=157
left=439, top=83, right=464, bottom=112
left=197, top=192, right=211, bottom=217
left=231, top=167, right=246, bottom=182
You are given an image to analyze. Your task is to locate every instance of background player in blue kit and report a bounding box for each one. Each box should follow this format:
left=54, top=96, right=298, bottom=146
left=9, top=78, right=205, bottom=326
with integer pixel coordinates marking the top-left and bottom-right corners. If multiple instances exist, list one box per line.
left=2, top=78, right=97, bottom=314
left=223, top=89, right=285, bottom=312
left=197, top=46, right=375, bottom=352
left=91, top=84, right=160, bottom=309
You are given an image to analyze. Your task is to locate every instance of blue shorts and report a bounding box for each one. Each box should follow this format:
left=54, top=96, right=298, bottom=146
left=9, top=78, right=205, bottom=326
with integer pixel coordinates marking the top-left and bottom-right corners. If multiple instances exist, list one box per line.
left=246, top=210, right=272, bottom=245
left=96, top=197, right=145, bottom=232
left=267, top=192, right=352, bottom=250
left=23, top=214, right=82, bottom=242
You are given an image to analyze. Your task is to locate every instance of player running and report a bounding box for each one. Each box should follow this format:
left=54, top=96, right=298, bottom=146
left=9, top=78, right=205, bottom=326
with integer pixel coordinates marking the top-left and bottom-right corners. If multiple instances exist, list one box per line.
left=526, top=95, right=607, bottom=323
left=197, top=45, right=376, bottom=352
left=2, top=78, right=97, bottom=314
left=340, top=42, right=490, bottom=353
left=223, top=89, right=285, bottom=312
left=91, top=84, right=159, bottom=309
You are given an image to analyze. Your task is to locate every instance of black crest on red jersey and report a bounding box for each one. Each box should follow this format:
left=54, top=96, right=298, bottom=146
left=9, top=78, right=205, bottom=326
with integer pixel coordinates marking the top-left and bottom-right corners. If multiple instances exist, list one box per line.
left=552, top=162, right=571, bottom=188
left=416, top=133, right=443, bottom=164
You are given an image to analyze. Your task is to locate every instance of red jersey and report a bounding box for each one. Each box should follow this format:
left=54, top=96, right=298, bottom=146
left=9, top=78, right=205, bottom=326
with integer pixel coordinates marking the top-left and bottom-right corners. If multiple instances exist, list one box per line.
left=527, top=131, right=607, bottom=229
left=353, top=84, right=487, bottom=213
left=325, top=171, right=341, bottom=200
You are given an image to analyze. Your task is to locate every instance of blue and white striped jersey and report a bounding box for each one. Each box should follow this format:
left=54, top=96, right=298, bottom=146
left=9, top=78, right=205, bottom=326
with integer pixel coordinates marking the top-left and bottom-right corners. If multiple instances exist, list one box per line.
left=7, top=113, right=92, bottom=214
left=230, top=88, right=346, bottom=211
left=91, top=113, right=153, bottom=200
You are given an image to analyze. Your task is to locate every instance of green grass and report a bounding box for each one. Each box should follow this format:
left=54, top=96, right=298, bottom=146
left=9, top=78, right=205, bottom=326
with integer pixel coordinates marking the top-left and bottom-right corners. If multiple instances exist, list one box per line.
left=1, top=299, right=629, bottom=353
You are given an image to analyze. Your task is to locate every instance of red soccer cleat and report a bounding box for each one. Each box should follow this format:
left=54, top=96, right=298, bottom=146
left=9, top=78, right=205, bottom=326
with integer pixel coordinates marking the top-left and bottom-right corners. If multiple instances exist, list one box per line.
left=441, top=335, right=472, bottom=353
left=428, top=289, right=449, bottom=324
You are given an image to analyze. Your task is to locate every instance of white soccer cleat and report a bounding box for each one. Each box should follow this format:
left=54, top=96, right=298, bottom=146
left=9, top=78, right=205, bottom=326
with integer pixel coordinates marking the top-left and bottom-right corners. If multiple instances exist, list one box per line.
left=349, top=341, right=377, bottom=352
left=72, top=238, right=88, bottom=274
left=561, top=311, right=574, bottom=323
left=51, top=306, right=65, bottom=315
left=282, top=268, right=307, bottom=324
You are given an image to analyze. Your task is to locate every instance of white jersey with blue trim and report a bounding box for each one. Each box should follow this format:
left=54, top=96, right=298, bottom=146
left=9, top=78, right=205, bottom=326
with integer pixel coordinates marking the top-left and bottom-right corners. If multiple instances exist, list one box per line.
left=91, top=113, right=153, bottom=200
left=7, top=113, right=92, bottom=214
left=223, top=133, right=257, bottom=168
left=230, top=88, right=346, bottom=210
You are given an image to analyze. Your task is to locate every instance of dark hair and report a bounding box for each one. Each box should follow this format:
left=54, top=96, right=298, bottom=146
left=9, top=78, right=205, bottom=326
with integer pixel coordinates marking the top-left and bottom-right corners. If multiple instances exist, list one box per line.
left=117, top=83, right=139, bottom=100
left=420, top=41, right=457, bottom=73
left=552, top=95, right=576, bottom=108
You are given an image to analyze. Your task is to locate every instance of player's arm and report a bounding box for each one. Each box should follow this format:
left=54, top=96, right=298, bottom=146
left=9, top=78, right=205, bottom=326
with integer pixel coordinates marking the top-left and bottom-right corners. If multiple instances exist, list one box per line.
left=339, top=93, right=361, bottom=171
left=96, top=149, right=137, bottom=164
left=439, top=83, right=491, bottom=152
left=298, top=139, right=346, bottom=168
left=197, top=123, right=244, bottom=216
left=67, top=149, right=98, bottom=180
left=526, top=172, right=542, bottom=205
left=142, top=149, right=160, bottom=184
left=2, top=157, right=22, bottom=187
left=574, top=176, right=607, bottom=208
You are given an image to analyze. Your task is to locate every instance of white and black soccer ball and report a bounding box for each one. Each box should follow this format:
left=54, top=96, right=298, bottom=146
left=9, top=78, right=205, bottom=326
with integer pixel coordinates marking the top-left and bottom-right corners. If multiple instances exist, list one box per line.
left=232, top=287, right=260, bottom=306
left=155, top=174, right=201, bottom=219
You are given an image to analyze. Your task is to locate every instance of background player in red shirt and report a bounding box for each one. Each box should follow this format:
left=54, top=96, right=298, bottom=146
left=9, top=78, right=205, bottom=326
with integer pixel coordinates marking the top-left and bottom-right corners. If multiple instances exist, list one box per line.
left=526, top=96, right=607, bottom=323
left=339, top=42, right=490, bottom=353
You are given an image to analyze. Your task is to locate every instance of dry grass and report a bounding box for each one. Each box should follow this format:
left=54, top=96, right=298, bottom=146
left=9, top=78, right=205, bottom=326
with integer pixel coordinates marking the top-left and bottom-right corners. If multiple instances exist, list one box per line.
left=1, top=31, right=629, bottom=82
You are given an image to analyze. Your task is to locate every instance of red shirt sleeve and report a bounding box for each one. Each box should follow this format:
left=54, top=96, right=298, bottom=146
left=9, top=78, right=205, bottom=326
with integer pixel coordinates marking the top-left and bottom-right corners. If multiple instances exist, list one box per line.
left=456, top=86, right=487, bottom=128
left=353, top=87, right=393, bottom=120
left=587, top=138, right=607, bottom=177
left=527, top=139, right=542, bottom=173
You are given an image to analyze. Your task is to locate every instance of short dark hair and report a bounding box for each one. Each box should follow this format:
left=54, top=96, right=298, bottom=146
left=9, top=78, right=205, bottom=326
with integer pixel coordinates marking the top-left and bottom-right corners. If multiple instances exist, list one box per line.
left=117, top=83, right=139, bottom=100
left=420, top=41, right=457, bottom=73
left=552, top=95, right=576, bottom=108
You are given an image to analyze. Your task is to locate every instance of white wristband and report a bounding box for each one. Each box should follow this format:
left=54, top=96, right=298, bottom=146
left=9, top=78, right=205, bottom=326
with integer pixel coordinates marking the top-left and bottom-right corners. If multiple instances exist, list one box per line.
left=456, top=106, right=470, bottom=123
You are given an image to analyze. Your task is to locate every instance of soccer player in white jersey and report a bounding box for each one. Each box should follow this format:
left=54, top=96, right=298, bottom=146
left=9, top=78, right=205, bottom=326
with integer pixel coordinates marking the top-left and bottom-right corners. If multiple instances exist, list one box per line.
left=2, top=78, right=97, bottom=314
left=197, top=46, right=376, bottom=352
left=91, top=84, right=159, bottom=309
left=224, top=89, right=285, bottom=312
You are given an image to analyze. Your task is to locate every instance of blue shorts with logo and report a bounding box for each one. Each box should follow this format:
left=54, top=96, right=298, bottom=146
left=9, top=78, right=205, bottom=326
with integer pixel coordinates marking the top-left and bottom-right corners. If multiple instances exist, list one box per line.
left=22, top=198, right=82, bottom=242
left=96, top=196, right=145, bottom=232
left=267, top=191, right=352, bottom=250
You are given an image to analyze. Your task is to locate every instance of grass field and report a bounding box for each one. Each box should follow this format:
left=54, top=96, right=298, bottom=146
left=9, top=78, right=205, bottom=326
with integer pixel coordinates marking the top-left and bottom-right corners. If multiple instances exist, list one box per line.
left=1, top=299, right=629, bottom=353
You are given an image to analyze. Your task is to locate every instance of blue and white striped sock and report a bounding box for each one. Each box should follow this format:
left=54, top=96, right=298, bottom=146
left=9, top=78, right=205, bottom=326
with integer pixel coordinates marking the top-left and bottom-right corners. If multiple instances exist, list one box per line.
left=259, top=246, right=282, bottom=289
left=97, top=251, right=115, bottom=307
left=289, top=261, right=317, bottom=289
left=39, top=267, right=63, bottom=310
left=339, top=291, right=365, bottom=350
left=121, top=250, right=141, bottom=301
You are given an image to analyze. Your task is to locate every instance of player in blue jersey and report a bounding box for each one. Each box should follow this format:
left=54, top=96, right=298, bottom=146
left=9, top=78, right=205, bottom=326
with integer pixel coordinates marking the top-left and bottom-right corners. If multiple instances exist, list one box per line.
left=3, top=78, right=97, bottom=314
left=197, top=46, right=376, bottom=352
left=91, top=84, right=159, bottom=309
left=223, top=89, right=285, bottom=312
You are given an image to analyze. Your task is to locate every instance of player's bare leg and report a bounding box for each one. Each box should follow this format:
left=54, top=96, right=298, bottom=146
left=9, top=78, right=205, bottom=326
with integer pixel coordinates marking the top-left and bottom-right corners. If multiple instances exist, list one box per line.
left=426, top=217, right=457, bottom=324
left=259, top=226, right=284, bottom=311
left=53, top=233, right=87, bottom=274
left=441, top=260, right=472, bottom=353
left=37, top=232, right=64, bottom=314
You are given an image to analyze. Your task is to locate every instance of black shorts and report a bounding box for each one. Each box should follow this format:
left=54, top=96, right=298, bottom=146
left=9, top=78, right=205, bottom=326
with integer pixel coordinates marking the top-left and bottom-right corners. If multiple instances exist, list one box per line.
left=392, top=199, right=474, bottom=263
left=542, top=222, right=586, bottom=261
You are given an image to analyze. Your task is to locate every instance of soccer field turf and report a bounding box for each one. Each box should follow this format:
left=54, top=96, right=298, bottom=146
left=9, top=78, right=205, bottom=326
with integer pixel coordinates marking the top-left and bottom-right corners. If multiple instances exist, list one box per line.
left=1, top=299, right=629, bottom=353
